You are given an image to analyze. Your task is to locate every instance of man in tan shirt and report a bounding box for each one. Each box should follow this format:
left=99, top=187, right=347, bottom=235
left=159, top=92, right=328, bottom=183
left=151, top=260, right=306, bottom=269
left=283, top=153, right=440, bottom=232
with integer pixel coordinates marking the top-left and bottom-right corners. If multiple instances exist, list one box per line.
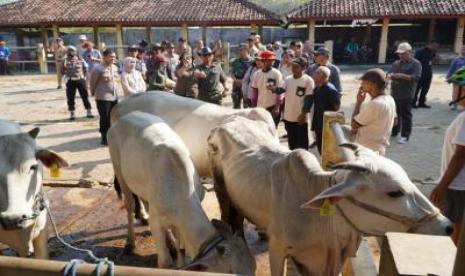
left=53, top=38, right=67, bottom=89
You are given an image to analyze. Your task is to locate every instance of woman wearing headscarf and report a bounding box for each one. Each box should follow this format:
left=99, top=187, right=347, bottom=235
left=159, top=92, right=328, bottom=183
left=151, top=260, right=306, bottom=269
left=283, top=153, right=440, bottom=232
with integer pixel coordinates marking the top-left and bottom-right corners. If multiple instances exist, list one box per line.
left=121, top=57, right=146, bottom=99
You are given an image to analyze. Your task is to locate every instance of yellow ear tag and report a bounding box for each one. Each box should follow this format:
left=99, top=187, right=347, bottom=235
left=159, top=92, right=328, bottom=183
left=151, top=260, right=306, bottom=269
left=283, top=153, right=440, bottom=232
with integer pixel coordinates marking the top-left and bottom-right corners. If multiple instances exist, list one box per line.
left=50, top=164, right=61, bottom=178
left=320, top=199, right=335, bottom=217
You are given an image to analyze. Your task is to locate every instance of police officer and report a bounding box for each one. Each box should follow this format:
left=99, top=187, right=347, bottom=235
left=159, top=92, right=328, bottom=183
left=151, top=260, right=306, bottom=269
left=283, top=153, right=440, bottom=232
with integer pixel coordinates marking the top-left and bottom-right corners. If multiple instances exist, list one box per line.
left=63, top=46, right=93, bottom=120
left=231, top=44, right=253, bottom=108
left=193, top=47, right=228, bottom=105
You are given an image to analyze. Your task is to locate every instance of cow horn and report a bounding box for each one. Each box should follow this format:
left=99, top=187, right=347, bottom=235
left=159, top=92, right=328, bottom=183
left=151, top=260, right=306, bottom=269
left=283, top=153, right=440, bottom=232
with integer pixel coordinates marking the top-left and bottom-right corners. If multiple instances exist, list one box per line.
left=339, top=143, right=360, bottom=151
left=332, top=161, right=372, bottom=173
left=28, top=127, right=40, bottom=139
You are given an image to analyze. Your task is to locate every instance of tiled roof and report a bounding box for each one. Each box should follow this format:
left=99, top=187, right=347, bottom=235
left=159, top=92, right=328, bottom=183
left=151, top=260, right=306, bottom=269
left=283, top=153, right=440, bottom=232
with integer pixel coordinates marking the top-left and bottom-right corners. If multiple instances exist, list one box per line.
left=0, top=0, right=280, bottom=27
left=287, top=0, right=465, bottom=21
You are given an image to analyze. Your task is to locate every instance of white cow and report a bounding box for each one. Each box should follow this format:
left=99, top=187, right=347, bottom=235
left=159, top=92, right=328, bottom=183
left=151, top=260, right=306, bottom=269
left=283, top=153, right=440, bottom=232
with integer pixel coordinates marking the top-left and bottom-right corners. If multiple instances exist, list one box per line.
left=110, top=91, right=277, bottom=177
left=107, top=111, right=256, bottom=274
left=207, top=116, right=452, bottom=276
left=0, top=119, right=68, bottom=258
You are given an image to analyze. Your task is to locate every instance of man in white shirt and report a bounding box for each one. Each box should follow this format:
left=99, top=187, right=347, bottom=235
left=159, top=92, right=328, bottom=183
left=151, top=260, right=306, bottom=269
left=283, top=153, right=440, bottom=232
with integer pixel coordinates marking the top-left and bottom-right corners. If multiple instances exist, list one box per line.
left=431, top=109, right=465, bottom=244
left=251, top=50, right=284, bottom=127
left=273, top=57, right=314, bottom=149
left=351, top=68, right=396, bottom=155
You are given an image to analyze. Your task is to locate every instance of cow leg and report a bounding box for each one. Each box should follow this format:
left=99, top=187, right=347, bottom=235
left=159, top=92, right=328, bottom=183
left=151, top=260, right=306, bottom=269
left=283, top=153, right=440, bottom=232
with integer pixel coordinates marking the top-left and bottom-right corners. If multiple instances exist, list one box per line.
left=212, top=168, right=245, bottom=237
left=151, top=222, right=173, bottom=268
left=269, top=238, right=286, bottom=276
left=121, top=181, right=136, bottom=253
left=32, top=222, right=48, bottom=259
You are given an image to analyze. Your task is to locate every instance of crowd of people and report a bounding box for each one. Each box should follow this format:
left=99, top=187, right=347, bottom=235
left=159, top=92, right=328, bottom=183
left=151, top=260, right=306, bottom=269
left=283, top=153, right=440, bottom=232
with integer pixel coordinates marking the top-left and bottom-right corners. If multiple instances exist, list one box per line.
left=37, top=33, right=465, bottom=243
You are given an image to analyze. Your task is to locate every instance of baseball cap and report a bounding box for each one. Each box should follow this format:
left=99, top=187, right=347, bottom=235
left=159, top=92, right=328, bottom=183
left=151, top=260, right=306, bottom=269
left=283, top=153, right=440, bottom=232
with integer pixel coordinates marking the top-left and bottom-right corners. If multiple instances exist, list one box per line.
left=292, top=57, right=308, bottom=67
left=128, top=44, right=138, bottom=51
left=396, top=42, right=412, bottom=54
left=78, top=35, right=87, bottom=40
left=238, top=44, right=249, bottom=51
left=257, top=50, right=276, bottom=60
left=198, top=47, right=213, bottom=56
left=178, top=37, right=187, bottom=42
left=360, top=68, right=387, bottom=88
left=314, top=47, right=330, bottom=56
left=67, top=45, right=77, bottom=52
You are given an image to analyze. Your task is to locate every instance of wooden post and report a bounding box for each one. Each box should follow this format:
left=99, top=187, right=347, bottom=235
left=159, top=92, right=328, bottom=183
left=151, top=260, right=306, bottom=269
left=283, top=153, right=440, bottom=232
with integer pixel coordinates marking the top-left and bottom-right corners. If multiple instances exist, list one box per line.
left=40, top=27, right=49, bottom=49
left=145, top=26, right=152, bottom=43
left=52, top=24, right=59, bottom=39
left=258, top=25, right=263, bottom=37
left=427, top=19, right=436, bottom=43
left=453, top=214, right=465, bottom=276
left=307, top=19, right=316, bottom=48
left=378, top=18, right=390, bottom=64
left=92, top=26, right=99, bottom=49
left=202, top=26, right=207, bottom=45
left=223, top=41, right=230, bottom=74
left=454, top=17, right=465, bottom=54
left=115, top=24, right=125, bottom=59
left=181, top=23, right=189, bottom=41
left=324, top=40, right=334, bottom=63
left=37, top=43, right=48, bottom=74
left=250, top=24, right=258, bottom=34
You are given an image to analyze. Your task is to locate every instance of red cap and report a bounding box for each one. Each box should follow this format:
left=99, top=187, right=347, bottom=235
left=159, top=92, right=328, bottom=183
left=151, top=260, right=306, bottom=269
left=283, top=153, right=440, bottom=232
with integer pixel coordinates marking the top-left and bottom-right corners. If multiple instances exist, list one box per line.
left=258, top=50, right=276, bottom=60
left=154, top=54, right=168, bottom=63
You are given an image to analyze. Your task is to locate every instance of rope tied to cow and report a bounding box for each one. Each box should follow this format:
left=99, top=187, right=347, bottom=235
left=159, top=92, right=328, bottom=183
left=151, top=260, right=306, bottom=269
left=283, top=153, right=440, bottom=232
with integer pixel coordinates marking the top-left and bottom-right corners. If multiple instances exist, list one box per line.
left=41, top=190, right=115, bottom=276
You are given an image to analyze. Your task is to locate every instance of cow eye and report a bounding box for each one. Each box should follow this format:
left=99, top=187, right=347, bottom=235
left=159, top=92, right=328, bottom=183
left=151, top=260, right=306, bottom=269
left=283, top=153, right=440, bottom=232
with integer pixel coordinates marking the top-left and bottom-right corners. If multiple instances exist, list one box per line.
left=30, top=164, right=39, bottom=172
left=387, top=190, right=404, bottom=198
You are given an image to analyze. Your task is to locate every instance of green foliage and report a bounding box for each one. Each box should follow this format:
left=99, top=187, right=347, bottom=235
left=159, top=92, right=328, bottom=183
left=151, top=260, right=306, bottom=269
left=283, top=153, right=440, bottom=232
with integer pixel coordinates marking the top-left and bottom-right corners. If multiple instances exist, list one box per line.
left=250, top=0, right=309, bottom=14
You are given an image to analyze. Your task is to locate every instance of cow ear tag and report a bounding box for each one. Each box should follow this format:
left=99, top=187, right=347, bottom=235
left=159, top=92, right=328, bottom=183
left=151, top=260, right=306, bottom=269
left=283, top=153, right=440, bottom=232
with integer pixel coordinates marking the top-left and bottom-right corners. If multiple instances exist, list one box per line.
left=50, top=163, right=61, bottom=178
left=320, top=199, right=335, bottom=217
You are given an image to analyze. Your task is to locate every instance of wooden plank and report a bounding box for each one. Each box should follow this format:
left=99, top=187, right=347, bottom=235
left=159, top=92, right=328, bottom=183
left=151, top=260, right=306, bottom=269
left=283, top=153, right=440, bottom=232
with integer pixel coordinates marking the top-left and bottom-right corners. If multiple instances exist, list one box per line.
left=380, top=233, right=456, bottom=276
left=0, top=256, right=232, bottom=276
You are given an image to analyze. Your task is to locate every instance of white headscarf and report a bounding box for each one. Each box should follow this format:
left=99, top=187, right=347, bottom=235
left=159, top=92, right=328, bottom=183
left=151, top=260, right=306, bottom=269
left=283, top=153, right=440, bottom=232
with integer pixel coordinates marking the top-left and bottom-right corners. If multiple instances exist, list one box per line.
left=122, top=57, right=137, bottom=73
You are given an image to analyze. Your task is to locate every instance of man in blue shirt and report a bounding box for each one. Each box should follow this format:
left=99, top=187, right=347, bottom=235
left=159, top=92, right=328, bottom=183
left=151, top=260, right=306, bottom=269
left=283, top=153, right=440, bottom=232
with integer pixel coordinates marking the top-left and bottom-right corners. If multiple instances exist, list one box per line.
left=0, top=39, right=11, bottom=75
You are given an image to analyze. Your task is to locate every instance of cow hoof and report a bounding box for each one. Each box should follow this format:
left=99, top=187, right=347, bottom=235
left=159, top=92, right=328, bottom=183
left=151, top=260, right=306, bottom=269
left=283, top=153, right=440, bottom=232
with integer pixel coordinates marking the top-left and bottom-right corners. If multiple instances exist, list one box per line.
left=140, top=218, right=149, bottom=226
left=258, top=231, right=268, bottom=241
left=123, top=244, right=135, bottom=255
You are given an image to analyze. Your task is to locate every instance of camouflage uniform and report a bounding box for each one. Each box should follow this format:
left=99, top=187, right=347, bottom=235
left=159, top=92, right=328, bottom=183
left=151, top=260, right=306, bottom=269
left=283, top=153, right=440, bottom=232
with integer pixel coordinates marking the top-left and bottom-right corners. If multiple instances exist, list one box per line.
left=231, top=56, right=253, bottom=108
left=194, top=63, right=227, bottom=105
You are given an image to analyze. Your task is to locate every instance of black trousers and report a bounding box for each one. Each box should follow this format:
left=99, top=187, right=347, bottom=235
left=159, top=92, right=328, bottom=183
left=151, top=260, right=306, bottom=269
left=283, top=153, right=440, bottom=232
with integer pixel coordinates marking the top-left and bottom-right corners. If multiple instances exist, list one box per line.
left=96, top=100, right=118, bottom=141
left=284, top=120, right=309, bottom=150
left=232, top=84, right=243, bottom=109
left=66, top=79, right=92, bottom=111
left=266, top=106, right=281, bottom=128
left=0, top=60, right=7, bottom=75
left=413, top=72, right=433, bottom=105
left=392, top=98, right=413, bottom=139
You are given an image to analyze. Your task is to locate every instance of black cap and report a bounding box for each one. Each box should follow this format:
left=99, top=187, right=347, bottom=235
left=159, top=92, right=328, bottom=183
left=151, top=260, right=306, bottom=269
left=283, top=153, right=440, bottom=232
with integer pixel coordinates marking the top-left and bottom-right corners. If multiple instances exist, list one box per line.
left=198, top=47, right=213, bottom=56
left=179, top=37, right=187, bottom=42
left=292, top=57, right=308, bottom=67
left=360, top=68, right=387, bottom=88
left=314, top=47, right=330, bottom=56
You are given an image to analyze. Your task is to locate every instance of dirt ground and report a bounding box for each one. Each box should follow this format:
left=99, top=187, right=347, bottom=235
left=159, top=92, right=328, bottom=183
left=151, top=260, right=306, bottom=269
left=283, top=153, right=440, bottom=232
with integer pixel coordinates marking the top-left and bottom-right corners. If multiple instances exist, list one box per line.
left=0, top=66, right=461, bottom=275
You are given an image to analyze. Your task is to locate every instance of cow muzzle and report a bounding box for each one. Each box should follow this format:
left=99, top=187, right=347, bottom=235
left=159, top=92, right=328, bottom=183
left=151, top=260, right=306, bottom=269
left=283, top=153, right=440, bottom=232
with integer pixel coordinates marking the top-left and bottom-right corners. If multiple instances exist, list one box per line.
left=0, top=213, right=29, bottom=230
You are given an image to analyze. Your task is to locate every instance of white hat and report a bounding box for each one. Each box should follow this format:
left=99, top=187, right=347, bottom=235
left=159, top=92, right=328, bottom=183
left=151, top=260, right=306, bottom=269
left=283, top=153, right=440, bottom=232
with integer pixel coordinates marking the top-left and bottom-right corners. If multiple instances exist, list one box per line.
left=78, top=35, right=87, bottom=41
left=396, top=42, right=412, bottom=54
